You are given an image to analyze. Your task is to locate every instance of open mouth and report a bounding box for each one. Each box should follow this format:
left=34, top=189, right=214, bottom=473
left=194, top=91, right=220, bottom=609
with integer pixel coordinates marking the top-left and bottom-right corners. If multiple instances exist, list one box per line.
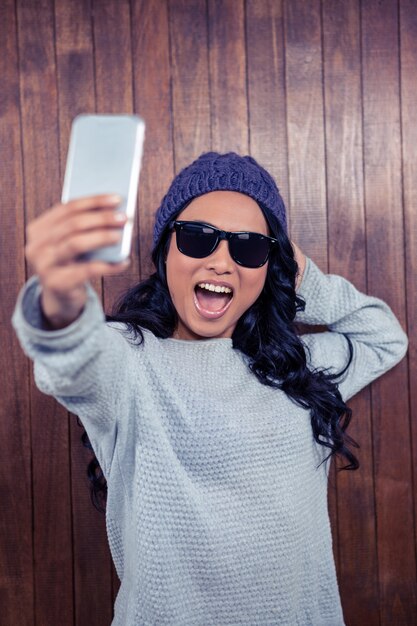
left=194, top=282, right=234, bottom=319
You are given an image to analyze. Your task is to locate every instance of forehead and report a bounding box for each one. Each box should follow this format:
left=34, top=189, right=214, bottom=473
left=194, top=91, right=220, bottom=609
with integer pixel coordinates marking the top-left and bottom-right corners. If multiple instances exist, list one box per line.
left=177, top=191, right=269, bottom=234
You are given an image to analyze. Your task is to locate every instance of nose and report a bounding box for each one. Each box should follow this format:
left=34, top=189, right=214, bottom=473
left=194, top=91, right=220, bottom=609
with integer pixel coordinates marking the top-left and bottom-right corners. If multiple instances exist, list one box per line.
left=205, top=239, right=235, bottom=274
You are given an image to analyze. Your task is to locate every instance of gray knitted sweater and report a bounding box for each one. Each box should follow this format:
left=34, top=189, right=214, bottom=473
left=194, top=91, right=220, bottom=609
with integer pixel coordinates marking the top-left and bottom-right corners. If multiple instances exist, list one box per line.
left=12, top=258, right=407, bottom=626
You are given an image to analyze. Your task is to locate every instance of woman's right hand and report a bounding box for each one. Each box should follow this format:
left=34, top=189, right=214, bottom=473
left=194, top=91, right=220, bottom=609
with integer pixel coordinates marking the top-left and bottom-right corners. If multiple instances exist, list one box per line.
left=25, top=194, right=130, bottom=329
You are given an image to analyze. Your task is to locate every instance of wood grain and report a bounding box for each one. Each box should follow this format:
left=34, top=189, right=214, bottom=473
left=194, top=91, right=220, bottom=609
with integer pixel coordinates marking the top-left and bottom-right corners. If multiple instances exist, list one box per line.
left=246, top=0, right=290, bottom=222
left=17, top=0, right=74, bottom=623
left=130, top=0, right=175, bottom=282
left=169, top=0, right=211, bottom=170
left=322, top=0, right=378, bottom=623
left=400, top=1, right=417, bottom=609
left=94, top=0, right=136, bottom=259
left=92, top=0, right=139, bottom=319
left=361, top=0, right=416, bottom=622
left=284, top=0, right=337, bottom=580
left=0, top=1, right=33, bottom=623
left=284, top=0, right=327, bottom=268
left=208, top=0, right=248, bottom=154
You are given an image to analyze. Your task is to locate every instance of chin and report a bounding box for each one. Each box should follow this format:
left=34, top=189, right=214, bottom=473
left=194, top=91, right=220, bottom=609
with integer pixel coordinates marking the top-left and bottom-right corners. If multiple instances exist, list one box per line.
left=178, top=316, right=235, bottom=340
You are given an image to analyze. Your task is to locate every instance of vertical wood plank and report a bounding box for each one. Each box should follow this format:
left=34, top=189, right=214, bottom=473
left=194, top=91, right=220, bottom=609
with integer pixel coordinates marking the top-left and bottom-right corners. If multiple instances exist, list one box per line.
left=92, top=0, right=138, bottom=317
left=0, top=1, right=34, bottom=624
left=322, top=1, right=379, bottom=623
left=361, top=0, right=416, bottom=622
left=284, top=0, right=327, bottom=267
left=55, top=0, right=95, bottom=164
left=169, top=0, right=211, bottom=171
left=56, top=1, right=103, bottom=302
left=130, top=0, right=175, bottom=281
left=208, top=0, right=248, bottom=154
left=92, top=0, right=135, bottom=247
left=400, top=0, right=417, bottom=607
left=284, top=0, right=339, bottom=581
left=246, top=0, right=290, bottom=223
left=16, top=1, right=74, bottom=624
left=93, top=0, right=133, bottom=115
left=54, top=2, right=115, bottom=624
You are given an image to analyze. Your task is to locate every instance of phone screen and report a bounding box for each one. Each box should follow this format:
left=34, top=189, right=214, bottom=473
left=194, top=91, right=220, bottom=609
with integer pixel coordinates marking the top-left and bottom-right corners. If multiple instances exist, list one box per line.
left=62, top=114, right=145, bottom=263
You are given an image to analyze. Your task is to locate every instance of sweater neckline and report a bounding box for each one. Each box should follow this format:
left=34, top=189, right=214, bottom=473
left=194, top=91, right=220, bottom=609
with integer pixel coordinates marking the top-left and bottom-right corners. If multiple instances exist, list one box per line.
left=163, top=336, right=233, bottom=347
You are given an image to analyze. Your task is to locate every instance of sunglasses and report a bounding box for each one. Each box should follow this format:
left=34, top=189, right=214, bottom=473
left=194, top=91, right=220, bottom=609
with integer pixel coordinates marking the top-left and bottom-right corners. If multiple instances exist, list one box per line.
left=169, top=220, right=278, bottom=268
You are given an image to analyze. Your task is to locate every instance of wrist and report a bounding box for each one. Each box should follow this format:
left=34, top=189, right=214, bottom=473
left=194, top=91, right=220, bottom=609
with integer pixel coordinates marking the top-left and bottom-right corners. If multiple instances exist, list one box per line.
left=40, top=287, right=86, bottom=330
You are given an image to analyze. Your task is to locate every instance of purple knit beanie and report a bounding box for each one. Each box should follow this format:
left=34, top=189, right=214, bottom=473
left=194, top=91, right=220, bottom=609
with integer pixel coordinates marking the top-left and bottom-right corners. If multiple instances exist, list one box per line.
left=153, top=152, right=287, bottom=247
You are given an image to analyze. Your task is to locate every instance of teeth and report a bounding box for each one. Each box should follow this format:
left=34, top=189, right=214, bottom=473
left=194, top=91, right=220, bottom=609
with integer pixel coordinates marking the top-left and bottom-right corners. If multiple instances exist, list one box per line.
left=198, top=282, right=232, bottom=294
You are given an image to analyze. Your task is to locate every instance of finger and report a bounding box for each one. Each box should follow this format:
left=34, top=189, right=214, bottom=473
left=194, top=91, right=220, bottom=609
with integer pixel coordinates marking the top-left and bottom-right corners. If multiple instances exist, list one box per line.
left=41, top=259, right=131, bottom=293
left=27, top=194, right=123, bottom=241
left=35, top=228, right=124, bottom=272
left=30, top=207, right=127, bottom=252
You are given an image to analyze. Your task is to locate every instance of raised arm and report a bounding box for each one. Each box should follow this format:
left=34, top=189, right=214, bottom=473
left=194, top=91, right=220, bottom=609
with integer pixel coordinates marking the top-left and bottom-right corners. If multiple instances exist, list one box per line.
left=12, top=276, right=137, bottom=476
left=12, top=195, right=134, bottom=473
left=294, top=253, right=408, bottom=401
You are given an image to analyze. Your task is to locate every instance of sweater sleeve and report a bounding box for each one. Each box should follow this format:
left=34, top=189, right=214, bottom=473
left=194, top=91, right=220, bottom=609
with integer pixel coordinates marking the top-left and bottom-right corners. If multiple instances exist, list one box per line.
left=11, top=276, right=135, bottom=476
left=296, top=258, right=408, bottom=401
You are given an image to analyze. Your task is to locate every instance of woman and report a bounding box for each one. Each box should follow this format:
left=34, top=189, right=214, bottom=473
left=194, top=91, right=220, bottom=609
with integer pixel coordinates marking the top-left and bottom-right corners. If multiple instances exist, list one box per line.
left=13, top=152, right=407, bottom=625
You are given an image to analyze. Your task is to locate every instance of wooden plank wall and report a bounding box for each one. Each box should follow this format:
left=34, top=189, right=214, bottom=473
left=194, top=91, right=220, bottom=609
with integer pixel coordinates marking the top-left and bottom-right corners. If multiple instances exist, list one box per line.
left=1, top=0, right=416, bottom=624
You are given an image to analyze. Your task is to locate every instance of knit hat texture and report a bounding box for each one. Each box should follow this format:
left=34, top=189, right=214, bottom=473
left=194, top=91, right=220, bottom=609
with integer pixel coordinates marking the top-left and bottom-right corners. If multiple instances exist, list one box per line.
left=153, top=152, right=287, bottom=246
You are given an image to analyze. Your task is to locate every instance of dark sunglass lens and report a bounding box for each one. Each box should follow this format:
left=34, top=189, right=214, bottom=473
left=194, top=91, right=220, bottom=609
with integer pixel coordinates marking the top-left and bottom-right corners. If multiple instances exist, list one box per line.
left=230, top=233, right=270, bottom=267
left=177, top=223, right=218, bottom=258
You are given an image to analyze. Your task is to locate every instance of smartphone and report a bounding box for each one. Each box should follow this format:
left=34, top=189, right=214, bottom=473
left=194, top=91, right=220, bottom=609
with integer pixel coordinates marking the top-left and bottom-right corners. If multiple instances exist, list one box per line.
left=62, top=114, right=145, bottom=263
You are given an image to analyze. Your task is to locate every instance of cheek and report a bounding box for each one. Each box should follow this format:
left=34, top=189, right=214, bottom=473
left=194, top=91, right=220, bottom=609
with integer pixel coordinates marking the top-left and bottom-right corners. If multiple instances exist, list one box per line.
left=242, top=266, right=268, bottom=301
left=166, top=242, right=196, bottom=298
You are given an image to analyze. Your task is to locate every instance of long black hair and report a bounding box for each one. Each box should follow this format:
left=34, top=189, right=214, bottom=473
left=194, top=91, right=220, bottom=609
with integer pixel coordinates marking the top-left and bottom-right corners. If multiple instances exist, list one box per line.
left=81, top=207, right=358, bottom=512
